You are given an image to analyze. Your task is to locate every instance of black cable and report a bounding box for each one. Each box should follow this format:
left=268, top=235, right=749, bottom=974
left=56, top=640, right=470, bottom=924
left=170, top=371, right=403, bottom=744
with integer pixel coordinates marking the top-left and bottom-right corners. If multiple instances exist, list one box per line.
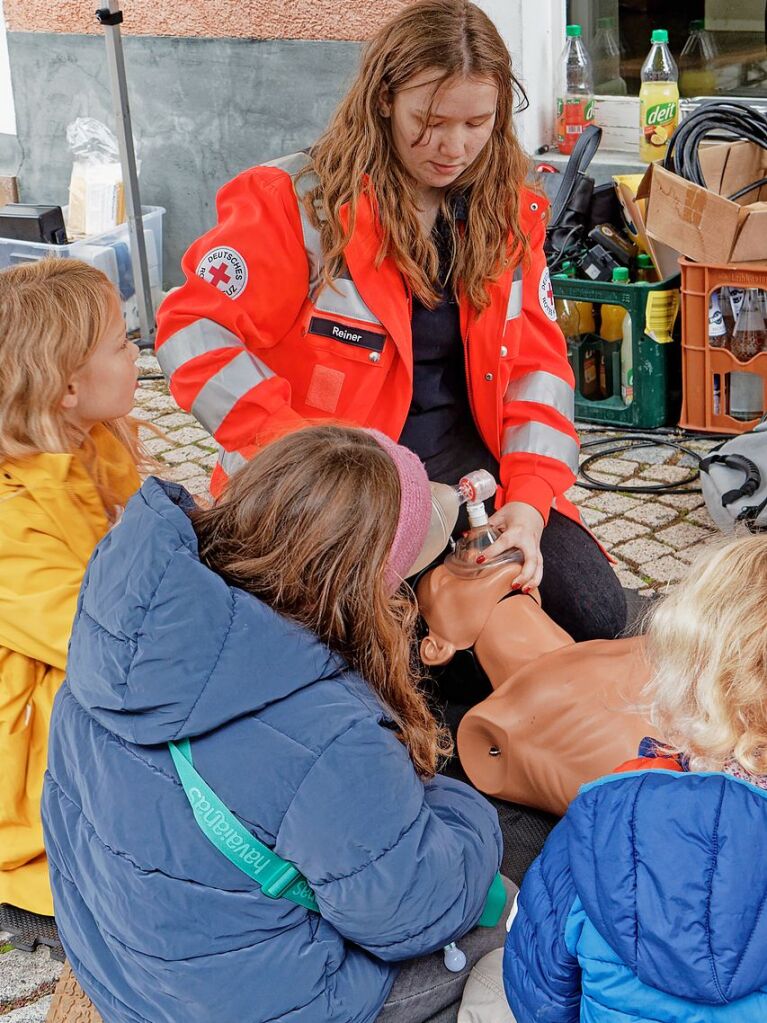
left=664, top=101, right=767, bottom=196
left=576, top=432, right=726, bottom=495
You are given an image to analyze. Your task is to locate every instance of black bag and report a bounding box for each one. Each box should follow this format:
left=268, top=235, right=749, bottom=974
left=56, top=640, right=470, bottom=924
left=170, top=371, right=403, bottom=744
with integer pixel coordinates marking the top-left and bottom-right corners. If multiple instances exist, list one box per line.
left=545, top=125, right=603, bottom=272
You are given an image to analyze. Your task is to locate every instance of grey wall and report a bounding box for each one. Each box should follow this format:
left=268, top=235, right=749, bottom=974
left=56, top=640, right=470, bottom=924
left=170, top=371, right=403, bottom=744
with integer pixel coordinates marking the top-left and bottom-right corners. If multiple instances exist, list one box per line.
left=6, top=32, right=361, bottom=286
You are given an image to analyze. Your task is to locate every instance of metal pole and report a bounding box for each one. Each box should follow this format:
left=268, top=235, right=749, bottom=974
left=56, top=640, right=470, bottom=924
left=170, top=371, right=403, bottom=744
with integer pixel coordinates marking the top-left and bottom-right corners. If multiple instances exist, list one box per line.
left=96, top=2, right=155, bottom=348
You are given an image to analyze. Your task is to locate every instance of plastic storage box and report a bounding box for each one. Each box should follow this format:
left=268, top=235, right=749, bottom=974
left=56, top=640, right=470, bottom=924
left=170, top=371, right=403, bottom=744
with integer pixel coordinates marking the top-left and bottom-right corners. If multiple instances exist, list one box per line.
left=551, top=271, right=682, bottom=428
left=679, top=258, right=767, bottom=434
left=0, top=206, right=165, bottom=335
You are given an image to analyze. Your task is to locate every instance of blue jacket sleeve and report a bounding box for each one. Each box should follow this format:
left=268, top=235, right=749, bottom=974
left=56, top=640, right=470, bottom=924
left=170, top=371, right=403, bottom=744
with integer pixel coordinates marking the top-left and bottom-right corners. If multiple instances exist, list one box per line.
left=276, top=715, right=502, bottom=961
left=503, top=820, right=581, bottom=1022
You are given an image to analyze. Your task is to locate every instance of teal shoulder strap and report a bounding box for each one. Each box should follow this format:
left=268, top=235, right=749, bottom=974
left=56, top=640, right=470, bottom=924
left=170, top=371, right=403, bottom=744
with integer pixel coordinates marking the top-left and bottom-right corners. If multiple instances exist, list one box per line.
left=168, top=739, right=319, bottom=913
left=169, top=738, right=504, bottom=928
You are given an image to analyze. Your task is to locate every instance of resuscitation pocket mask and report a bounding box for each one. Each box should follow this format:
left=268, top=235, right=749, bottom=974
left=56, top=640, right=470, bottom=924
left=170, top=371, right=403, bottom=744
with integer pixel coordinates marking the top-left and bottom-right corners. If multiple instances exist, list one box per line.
left=700, top=417, right=767, bottom=532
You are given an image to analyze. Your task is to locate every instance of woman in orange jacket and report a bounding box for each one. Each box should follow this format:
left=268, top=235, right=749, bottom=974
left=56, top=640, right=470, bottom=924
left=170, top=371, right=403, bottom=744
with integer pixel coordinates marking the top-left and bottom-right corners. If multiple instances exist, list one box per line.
left=156, top=0, right=625, bottom=641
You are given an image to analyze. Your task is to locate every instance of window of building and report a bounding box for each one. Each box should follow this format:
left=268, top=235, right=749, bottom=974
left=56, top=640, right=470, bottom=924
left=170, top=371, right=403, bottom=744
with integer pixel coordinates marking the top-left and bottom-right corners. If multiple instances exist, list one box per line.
left=567, top=1, right=767, bottom=100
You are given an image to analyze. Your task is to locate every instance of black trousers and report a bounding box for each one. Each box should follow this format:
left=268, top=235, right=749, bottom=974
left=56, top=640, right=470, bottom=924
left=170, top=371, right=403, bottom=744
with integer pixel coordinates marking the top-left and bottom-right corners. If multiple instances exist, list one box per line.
left=538, top=508, right=626, bottom=642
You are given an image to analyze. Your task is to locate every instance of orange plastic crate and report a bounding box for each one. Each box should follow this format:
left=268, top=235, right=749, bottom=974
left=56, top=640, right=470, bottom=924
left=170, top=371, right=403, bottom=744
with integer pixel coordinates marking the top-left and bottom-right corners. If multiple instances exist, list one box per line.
left=680, top=258, right=767, bottom=433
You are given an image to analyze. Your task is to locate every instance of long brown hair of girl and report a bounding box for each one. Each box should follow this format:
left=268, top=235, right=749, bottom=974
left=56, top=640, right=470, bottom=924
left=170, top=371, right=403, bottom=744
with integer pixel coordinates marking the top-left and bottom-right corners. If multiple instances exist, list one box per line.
left=191, top=425, right=452, bottom=778
left=305, top=0, right=531, bottom=313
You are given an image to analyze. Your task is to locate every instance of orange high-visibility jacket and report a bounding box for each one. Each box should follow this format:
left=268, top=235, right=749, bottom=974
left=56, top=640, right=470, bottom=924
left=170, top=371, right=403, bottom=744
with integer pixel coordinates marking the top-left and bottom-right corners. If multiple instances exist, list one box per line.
left=156, top=153, right=582, bottom=525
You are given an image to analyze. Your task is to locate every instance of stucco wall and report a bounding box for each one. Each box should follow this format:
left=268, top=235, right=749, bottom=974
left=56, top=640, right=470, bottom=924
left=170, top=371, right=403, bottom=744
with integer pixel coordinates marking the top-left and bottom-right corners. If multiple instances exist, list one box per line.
left=6, top=32, right=362, bottom=285
left=4, top=0, right=412, bottom=40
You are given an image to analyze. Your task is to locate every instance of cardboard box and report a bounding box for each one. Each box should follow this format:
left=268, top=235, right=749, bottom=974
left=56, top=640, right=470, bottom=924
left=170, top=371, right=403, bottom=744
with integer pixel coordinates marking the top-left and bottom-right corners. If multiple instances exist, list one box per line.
left=638, top=140, right=767, bottom=264
left=612, top=173, right=681, bottom=279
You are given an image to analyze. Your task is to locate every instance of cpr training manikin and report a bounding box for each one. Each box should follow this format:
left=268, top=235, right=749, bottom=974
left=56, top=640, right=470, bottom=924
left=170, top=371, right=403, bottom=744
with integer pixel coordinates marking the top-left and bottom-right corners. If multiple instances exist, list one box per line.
left=417, top=470, right=652, bottom=817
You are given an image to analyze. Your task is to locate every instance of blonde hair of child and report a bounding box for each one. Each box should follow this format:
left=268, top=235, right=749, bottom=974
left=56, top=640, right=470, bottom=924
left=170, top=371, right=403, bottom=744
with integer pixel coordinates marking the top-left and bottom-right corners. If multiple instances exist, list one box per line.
left=0, top=259, right=146, bottom=509
left=645, top=533, right=767, bottom=776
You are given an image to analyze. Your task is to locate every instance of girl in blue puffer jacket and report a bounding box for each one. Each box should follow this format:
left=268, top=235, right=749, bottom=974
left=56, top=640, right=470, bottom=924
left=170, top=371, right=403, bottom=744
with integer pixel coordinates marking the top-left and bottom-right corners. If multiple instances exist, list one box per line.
left=43, top=424, right=509, bottom=1023
left=503, top=533, right=767, bottom=1023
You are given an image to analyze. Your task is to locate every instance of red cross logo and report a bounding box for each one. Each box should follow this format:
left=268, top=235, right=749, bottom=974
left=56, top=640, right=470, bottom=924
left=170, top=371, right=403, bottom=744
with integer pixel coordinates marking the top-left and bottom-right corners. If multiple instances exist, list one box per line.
left=208, top=262, right=231, bottom=288
left=546, top=278, right=554, bottom=305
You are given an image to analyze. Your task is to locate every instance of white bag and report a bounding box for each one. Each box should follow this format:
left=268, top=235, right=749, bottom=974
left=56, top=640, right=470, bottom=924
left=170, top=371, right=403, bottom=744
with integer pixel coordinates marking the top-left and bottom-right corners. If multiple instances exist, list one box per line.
left=700, top=418, right=767, bottom=532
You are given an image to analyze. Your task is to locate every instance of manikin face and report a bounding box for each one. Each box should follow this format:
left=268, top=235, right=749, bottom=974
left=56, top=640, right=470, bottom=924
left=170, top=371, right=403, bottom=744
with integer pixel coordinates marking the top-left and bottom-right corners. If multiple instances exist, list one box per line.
left=381, top=71, right=498, bottom=195
left=62, top=299, right=140, bottom=432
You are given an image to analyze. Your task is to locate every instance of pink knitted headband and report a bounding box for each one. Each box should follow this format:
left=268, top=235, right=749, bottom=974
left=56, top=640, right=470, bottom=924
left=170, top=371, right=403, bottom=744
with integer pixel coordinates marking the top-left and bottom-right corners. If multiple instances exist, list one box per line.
left=367, top=430, right=433, bottom=591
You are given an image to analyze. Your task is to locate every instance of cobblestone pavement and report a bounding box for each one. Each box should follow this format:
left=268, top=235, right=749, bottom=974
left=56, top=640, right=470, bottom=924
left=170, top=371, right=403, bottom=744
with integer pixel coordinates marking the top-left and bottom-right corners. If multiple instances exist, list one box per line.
left=0, top=355, right=722, bottom=1016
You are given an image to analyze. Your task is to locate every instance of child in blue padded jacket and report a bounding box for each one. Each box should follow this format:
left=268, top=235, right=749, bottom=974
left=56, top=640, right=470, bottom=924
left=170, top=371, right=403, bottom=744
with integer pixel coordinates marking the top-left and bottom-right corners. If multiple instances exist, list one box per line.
left=504, top=533, right=767, bottom=1023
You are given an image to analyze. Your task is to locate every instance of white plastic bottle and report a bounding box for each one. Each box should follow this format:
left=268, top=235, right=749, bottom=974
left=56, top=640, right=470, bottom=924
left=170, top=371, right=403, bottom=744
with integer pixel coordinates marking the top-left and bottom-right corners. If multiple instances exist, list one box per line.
left=639, top=29, right=679, bottom=163
left=557, top=25, right=594, bottom=155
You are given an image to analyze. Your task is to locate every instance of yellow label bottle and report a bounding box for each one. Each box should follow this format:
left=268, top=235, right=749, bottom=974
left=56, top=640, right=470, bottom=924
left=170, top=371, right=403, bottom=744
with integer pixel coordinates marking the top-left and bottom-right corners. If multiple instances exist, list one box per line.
left=639, top=29, right=679, bottom=163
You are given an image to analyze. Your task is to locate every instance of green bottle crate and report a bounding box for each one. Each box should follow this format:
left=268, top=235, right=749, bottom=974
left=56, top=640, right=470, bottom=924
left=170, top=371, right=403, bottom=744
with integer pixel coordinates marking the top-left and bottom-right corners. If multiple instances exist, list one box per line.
left=551, top=272, right=682, bottom=428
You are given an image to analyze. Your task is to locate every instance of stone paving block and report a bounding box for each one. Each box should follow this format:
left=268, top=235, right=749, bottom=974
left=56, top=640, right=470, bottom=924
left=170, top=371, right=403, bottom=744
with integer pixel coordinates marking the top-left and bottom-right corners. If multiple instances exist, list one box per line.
left=640, top=554, right=688, bottom=584
left=578, top=506, right=608, bottom=527
left=577, top=472, right=623, bottom=488
left=639, top=464, right=696, bottom=484
left=141, top=435, right=175, bottom=456
left=563, top=485, right=591, bottom=506
left=179, top=476, right=214, bottom=497
left=592, top=518, right=650, bottom=547
left=161, top=461, right=209, bottom=480
left=656, top=492, right=705, bottom=510
left=0, top=948, right=62, bottom=1004
left=685, top=507, right=716, bottom=529
left=581, top=457, right=638, bottom=478
left=130, top=407, right=154, bottom=421
left=613, top=566, right=647, bottom=590
left=153, top=412, right=198, bottom=430
left=3, top=995, right=53, bottom=1022
left=624, top=502, right=679, bottom=528
left=612, top=537, right=671, bottom=564
left=609, top=445, right=676, bottom=465
left=197, top=451, right=219, bottom=470
left=166, top=426, right=212, bottom=446
left=675, top=542, right=712, bottom=566
left=655, top=522, right=715, bottom=551
left=159, top=445, right=211, bottom=465
left=586, top=492, right=643, bottom=516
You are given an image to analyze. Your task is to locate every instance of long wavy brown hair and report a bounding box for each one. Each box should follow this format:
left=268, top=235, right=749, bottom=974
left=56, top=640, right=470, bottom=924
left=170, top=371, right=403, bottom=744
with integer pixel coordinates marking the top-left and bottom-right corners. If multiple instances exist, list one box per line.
left=305, top=0, right=531, bottom=313
left=0, top=259, right=147, bottom=515
left=191, top=425, right=452, bottom=777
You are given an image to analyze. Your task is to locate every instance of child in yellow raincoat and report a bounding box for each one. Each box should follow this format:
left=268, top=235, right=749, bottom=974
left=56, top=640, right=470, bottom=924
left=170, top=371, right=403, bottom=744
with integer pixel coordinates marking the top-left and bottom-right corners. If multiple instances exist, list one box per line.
left=0, top=259, right=143, bottom=917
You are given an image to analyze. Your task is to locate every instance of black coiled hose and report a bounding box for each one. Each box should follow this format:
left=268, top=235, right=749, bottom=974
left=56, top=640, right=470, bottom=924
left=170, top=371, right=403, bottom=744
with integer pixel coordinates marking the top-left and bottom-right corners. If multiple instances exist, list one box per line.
left=663, top=101, right=767, bottom=202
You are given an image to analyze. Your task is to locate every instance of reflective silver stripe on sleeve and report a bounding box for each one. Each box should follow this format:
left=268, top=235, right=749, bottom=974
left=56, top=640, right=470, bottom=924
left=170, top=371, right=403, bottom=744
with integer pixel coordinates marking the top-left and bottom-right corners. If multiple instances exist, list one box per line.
left=506, top=266, right=524, bottom=321
left=314, top=277, right=382, bottom=326
left=157, top=319, right=247, bottom=379
left=501, top=421, right=579, bottom=474
left=503, top=371, right=574, bottom=421
left=191, top=349, right=275, bottom=436
left=265, top=152, right=323, bottom=295
left=219, top=448, right=249, bottom=477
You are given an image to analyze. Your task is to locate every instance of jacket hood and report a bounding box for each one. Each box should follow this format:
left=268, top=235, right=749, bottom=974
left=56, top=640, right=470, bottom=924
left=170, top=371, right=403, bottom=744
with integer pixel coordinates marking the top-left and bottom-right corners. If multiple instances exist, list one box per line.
left=66, top=477, right=344, bottom=745
left=568, top=770, right=767, bottom=1004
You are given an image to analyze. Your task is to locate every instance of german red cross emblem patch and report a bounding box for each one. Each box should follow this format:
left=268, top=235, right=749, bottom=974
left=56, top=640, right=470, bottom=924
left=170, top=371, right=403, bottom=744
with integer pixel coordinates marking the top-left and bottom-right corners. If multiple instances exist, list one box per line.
left=538, top=266, right=557, bottom=321
left=196, top=247, right=248, bottom=300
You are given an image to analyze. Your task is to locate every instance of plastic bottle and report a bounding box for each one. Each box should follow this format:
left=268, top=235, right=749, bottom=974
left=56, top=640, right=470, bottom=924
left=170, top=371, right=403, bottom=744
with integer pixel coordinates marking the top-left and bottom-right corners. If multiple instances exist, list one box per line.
left=557, top=25, right=594, bottom=155
left=592, top=16, right=626, bottom=96
left=596, top=267, right=629, bottom=400
left=679, top=20, right=718, bottom=98
left=729, top=290, right=766, bottom=421
left=730, top=290, right=766, bottom=363
left=600, top=267, right=629, bottom=341
left=639, top=30, right=679, bottom=163
left=635, top=253, right=657, bottom=283
left=708, top=290, right=729, bottom=349
left=620, top=304, right=634, bottom=405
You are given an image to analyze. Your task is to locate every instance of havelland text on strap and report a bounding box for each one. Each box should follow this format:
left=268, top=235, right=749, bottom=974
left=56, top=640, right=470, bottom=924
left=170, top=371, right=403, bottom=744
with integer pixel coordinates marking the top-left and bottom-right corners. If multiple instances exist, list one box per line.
left=169, top=739, right=319, bottom=912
